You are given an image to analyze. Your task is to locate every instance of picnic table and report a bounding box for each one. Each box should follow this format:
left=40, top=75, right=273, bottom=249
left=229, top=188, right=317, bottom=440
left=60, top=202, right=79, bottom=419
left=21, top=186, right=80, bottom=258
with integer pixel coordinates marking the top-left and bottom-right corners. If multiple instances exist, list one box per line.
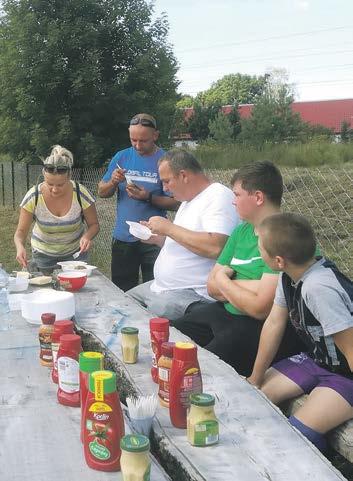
left=1, top=271, right=347, bottom=481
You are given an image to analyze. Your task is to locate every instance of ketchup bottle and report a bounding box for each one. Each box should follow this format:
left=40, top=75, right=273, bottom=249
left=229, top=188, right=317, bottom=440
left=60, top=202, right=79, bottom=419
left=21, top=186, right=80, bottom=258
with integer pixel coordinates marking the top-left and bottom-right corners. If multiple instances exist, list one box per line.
left=169, top=342, right=203, bottom=429
left=57, top=334, right=82, bottom=407
left=79, top=351, right=104, bottom=442
left=51, top=320, right=74, bottom=384
left=83, top=370, right=125, bottom=472
left=150, top=317, right=169, bottom=383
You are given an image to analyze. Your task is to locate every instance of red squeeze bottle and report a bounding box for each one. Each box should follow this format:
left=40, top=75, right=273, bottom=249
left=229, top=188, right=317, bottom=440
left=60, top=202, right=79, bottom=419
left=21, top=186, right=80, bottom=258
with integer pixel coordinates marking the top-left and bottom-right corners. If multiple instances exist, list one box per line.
left=169, top=342, right=203, bottom=429
left=150, top=317, right=169, bottom=383
left=79, top=351, right=104, bottom=442
left=57, top=334, right=82, bottom=407
left=83, top=370, right=125, bottom=472
left=51, top=320, right=74, bottom=384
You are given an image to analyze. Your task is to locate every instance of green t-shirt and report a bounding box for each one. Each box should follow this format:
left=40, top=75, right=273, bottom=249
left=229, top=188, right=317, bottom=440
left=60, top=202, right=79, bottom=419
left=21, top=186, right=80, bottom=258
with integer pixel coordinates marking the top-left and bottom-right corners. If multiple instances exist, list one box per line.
left=217, top=222, right=276, bottom=315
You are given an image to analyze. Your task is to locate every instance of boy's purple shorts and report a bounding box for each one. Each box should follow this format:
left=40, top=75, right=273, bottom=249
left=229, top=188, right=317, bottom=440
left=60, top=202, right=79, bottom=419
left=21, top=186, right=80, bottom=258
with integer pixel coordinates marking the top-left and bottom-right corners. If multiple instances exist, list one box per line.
left=273, top=353, right=353, bottom=406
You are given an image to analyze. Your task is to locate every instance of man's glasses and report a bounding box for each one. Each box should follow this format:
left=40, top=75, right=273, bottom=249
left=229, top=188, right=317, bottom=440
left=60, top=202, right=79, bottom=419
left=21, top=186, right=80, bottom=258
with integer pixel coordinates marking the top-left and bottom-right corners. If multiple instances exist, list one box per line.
left=130, top=117, right=156, bottom=129
left=43, top=165, right=70, bottom=174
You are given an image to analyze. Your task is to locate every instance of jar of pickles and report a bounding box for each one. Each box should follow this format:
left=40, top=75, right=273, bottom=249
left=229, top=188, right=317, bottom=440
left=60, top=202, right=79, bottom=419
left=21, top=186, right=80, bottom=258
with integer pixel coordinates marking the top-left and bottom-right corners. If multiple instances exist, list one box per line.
left=187, top=393, right=219, bottom=447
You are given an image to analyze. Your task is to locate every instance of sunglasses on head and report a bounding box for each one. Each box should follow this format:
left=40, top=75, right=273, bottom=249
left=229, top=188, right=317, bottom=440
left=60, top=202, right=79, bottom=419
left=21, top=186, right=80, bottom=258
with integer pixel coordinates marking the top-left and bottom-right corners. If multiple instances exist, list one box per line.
left=43, top=165, right=70, bottom=174
left=130, top=117, right=156, bottom=129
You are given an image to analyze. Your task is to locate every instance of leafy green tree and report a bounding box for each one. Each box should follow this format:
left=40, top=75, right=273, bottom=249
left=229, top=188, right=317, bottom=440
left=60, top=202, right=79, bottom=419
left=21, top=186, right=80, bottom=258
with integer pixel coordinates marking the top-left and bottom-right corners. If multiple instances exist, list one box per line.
left=0, top=0, right=178, bottom=165
left=237, top=71, right=307, bottom=146
left=196, top=73, right=267, bottom=107
left=186, top=102, right=222, bottom=141
left=208, top=112, right=233, bottom=143
left=340, top=121, right=352, bottom=143
left=176, top=95, right=195, bottom=109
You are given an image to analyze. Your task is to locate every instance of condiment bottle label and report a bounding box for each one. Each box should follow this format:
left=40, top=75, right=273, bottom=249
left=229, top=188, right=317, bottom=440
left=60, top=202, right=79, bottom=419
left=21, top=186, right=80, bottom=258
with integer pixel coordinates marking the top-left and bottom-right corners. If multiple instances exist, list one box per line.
left=180, top=369, right=202, bottom=408
left=193, top=421, right=219, bottom=446
left=89, top=402, right=112, bottom=412
left=58, top=357, right=79, bottom=393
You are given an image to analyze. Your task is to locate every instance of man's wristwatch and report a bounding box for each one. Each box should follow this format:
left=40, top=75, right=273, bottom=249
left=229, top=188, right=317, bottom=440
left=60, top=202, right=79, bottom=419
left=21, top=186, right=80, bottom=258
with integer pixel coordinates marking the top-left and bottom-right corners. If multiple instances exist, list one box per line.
left=147, top=192, right=153, bottom=203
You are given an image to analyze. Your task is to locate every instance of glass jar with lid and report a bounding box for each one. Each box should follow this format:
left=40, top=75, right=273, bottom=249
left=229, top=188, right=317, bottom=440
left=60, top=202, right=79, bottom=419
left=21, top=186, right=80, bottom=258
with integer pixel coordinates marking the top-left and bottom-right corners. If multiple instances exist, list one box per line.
left=187, top=393, right=219, bottom=447
left=120, top=434, right=151, bottom=481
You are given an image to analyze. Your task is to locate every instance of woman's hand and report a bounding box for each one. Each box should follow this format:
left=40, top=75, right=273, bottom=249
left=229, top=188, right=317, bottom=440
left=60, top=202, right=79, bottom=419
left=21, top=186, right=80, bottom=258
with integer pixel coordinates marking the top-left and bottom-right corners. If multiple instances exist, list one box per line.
left=79, top=235, right=91, bottom=253
left=16, top=245, right=28, bottom=268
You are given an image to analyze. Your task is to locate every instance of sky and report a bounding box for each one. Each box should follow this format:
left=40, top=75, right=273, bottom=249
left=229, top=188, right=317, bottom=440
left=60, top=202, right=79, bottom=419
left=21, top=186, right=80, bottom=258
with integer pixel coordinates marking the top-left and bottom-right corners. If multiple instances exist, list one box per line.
left=153, top=0, right=353, bottom=102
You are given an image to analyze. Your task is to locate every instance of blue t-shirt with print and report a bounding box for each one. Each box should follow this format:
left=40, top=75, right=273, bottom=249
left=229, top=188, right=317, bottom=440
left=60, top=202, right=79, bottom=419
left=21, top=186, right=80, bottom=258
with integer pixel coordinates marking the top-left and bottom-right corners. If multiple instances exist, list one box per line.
left=102, top=146, right=167, bottom=242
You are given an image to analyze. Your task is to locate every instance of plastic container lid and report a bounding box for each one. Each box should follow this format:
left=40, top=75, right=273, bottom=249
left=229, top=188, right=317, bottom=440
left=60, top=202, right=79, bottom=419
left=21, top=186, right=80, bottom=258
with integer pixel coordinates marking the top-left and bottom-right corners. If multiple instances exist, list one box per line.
left=89, top=370, right=116, bottom=394
left=52, top=320, right=74, bottom=341
left=41, top=313, right=56, bottom=325
left=121, top=327, right=139, bottom=335
left=161, top=341, right=175, bottom=358
left=79, top=351, right=104, bottom=373
left=120, top=434, right=150, bottom=452
left=174, top=342, right=197, bottom=361
left=190, top=393, right=215, bottom=407
left=59, top=333, right=82, bottom=351
left=150, top=317, right=169, bottom=332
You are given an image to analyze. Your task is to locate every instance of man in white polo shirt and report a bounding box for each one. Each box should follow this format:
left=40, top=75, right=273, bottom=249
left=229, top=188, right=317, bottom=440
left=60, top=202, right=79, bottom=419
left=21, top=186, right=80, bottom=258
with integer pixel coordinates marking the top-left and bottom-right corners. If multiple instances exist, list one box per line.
left=127, top=149, right=239, bottom=320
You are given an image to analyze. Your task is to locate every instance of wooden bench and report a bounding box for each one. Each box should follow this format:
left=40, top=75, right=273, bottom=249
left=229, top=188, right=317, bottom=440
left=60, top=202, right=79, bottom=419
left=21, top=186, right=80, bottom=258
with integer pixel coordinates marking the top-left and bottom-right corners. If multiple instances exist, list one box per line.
left=2, top=271, right=349, bottom=481
left=73, top=272, right=347, bottom=481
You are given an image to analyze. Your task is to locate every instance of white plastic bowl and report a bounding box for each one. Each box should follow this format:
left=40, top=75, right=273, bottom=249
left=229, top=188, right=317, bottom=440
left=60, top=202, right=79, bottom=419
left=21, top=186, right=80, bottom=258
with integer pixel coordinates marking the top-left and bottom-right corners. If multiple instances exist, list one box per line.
left=57, top=260, right=87, bottom=268
left=60, top=264, right=97, bottom=276
left=126, top=221, right=153, bottom=240
left=21, top=289, right=75, bottom=325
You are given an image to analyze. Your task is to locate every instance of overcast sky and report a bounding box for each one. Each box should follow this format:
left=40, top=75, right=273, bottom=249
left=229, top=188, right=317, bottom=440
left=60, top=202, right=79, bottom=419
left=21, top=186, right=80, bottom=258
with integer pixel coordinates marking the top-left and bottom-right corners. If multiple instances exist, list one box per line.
left=153, top=0, right=353, bottom=102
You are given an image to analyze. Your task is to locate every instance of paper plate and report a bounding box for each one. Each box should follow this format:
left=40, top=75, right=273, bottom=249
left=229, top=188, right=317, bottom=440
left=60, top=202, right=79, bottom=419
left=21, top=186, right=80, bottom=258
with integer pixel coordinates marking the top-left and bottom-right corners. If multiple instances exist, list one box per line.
left=126, top=221, right=153, bottom=240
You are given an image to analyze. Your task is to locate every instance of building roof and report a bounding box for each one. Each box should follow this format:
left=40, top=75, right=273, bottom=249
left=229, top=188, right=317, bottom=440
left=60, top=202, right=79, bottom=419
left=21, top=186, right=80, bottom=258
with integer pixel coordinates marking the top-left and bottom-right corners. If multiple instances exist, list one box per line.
left=236, top=99, right=353, bottom=133
left=176, top=98, right=353, bottom=139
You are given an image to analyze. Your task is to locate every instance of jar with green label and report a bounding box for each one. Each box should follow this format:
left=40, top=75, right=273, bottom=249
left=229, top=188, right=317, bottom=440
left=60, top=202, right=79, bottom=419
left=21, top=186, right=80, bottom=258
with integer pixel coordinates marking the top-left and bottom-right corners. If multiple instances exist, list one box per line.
left=187, top=393, right=219, bottom=447
left=121, top=327, right=139, bottom=364
left=120, top=434, right=151, bottom=481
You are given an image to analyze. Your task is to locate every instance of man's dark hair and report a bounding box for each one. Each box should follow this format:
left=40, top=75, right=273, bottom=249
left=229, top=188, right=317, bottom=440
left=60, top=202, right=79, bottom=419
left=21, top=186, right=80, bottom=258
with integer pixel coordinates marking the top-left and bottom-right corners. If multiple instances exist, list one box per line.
left=158, top=149, right=203, bottom=174
left=259, top=213, right=316, bottom=265
left=231, top=161, right=283, bottom=206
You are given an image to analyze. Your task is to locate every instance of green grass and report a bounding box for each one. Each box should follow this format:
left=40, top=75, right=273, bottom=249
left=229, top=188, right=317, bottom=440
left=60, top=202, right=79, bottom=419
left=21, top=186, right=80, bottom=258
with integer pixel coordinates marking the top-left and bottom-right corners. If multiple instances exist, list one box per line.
left=0, top=206, right=26, bottom=272
left=195, top=142, right=353, bottom=169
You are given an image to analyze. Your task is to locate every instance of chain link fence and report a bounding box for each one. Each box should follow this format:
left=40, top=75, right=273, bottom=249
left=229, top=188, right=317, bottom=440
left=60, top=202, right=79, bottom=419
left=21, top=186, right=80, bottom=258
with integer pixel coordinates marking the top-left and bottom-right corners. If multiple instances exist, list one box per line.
left=2, top=162, right=353, bottom=278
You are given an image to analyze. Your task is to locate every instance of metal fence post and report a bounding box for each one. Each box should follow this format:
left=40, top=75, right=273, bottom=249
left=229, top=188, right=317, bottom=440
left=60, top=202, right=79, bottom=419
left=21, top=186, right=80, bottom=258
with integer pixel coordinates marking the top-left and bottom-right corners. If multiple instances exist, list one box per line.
left=26, top=163, right=30, bottom=191
left=11, top=161, right=15, bottom=210
left=1, top=164, right=4, bottom=206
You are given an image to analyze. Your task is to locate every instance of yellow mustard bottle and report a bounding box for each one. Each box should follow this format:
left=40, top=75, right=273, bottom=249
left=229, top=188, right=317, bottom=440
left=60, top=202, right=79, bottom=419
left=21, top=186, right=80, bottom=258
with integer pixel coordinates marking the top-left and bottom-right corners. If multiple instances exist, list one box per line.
left=120, top=434, right=151, bottom=481
left=121, top=327, right=139, bottom=364
left=187, top=393, right=219, bottom=447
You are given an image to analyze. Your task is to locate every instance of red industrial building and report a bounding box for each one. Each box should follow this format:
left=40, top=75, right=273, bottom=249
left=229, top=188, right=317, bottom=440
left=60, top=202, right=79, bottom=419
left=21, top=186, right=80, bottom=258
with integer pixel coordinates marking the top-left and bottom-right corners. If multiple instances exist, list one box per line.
left=176, top=99, right=353, bottom=145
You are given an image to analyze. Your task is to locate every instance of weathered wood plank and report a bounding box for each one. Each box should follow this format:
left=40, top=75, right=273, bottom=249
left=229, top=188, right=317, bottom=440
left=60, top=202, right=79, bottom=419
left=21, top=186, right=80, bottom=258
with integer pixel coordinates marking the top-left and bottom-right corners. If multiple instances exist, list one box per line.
left=0, top=300, right=170, bottom=481
left=71, top=272, right=347, bottom=481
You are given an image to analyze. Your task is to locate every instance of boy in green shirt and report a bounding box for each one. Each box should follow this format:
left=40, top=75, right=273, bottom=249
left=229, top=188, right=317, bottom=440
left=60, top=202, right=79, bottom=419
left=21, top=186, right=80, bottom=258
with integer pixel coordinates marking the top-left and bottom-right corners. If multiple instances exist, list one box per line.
left=173, top=161, right=304, bottom=376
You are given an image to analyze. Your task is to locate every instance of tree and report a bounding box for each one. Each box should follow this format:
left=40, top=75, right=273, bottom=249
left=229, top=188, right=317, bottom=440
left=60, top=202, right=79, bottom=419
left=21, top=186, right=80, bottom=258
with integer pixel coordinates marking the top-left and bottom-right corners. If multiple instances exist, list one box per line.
left=207, top=106, right=241, bottom=143
left=237, top=70, right=307, bottom=146
left=341, top=121, right=352, bottom=143
left=176, top=95, right=195, bottom=109
left=208, top=112, right=233, bottom=143
left=186, top=102, right=221, bottom=141
left=196, top=73, right=267, bottom=107
left=0, top=0, right=178, bottom=165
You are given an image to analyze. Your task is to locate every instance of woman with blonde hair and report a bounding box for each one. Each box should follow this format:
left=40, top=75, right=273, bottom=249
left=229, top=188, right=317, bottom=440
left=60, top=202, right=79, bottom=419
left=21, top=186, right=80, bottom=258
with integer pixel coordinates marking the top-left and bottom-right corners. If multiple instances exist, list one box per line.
left=14, top=145, right=99, bottom=273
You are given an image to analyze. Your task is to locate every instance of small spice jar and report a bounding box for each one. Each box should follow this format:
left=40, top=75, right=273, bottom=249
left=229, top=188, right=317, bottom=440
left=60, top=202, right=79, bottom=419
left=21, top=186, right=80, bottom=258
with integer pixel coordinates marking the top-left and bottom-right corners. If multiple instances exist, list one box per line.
left=121, top=327, right=139, bottom=364
left=39, top=312, right=56, bottom=367
left=120, top=434, right=151, bottom=481
left=187, top=393, right=219, bottom=447
left=157, top=341, right=175, bottom=408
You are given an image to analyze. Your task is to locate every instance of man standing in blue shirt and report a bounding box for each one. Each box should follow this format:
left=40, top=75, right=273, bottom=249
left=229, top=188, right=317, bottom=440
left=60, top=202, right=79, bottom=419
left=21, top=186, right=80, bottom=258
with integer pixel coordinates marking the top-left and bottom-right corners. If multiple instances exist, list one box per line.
left=98, top=113, right=178, bottom=291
